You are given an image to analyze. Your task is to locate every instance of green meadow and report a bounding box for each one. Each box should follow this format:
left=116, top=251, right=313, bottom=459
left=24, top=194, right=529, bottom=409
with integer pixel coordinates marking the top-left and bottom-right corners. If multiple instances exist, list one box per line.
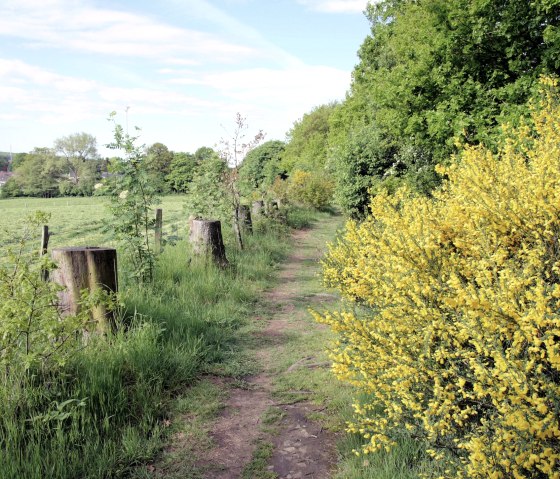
left=0, top=195, right=188, bottom=249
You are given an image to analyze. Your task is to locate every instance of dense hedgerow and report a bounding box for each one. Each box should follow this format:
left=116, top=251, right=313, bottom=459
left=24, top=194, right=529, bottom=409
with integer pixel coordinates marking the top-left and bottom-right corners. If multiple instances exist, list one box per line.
left=315, top=80, right=560, bottom=478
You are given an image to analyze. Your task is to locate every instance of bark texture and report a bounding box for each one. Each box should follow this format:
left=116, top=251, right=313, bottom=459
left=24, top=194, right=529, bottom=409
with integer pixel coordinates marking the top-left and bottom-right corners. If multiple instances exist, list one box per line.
left=51, top=247, right=118, bottom=333
left=238, top=205, right=253, bottom=235
left=189, top=219, right=229, bottom=267
left=252, top=200, right=264, bottom=218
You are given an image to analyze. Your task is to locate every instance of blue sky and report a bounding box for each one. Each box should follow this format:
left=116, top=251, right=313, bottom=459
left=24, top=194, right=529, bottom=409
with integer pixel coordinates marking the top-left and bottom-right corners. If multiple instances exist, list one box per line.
left=0, top=0, right=371, bottom=156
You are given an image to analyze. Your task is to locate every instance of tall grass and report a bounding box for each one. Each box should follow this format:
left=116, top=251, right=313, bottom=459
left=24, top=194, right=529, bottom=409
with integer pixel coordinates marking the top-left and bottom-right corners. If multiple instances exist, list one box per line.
left=0, top=216, right=290, bottom=478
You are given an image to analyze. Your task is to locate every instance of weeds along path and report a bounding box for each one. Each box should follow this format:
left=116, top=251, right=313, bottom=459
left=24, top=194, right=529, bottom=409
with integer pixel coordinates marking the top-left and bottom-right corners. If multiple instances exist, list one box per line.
left=146, top=213, right=345, bottom=479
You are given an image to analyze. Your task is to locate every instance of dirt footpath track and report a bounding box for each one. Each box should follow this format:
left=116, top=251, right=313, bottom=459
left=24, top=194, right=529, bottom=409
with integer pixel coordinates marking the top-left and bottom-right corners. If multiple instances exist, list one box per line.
left=200, top=227, right=339, bottom=479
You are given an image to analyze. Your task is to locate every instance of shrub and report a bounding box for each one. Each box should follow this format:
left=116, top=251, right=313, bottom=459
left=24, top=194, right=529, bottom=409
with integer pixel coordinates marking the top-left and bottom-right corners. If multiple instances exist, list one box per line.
left=287, top=169, right=334, bottom=210
left=315, top=79, right=560, bottom=478
left=0, top=212, right=91, bottom=372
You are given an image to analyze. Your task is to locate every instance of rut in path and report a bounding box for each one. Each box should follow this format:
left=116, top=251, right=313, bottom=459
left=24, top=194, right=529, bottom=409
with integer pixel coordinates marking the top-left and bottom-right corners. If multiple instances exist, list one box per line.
left=199, top=226, right=339, bottom=479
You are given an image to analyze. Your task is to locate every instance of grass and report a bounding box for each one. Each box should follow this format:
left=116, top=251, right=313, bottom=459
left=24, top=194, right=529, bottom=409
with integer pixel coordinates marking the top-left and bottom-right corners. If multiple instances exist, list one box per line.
left=0, top=201, right=437, bottom=478
left=241, top=442, right=276, bottom=479
left=0, top=195, right=187, bottom=249
left=0, top=199, right=292, bottom=479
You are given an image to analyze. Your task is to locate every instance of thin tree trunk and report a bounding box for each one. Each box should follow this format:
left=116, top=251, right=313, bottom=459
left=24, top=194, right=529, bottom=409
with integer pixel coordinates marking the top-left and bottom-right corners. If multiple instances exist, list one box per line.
left=233, top=206, right=244, bottom=250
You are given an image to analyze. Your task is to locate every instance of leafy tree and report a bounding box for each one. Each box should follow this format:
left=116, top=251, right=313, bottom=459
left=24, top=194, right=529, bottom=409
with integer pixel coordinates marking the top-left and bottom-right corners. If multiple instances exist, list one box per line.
left=331, top=125, right=395, bottom=218
left=165, top=152, right=197, bottom=193
left=238, top=140, right=285, bottom=197
left=287, top=170, right=334, bottom=210
left=54, top=132, right=100, bottom=189
left=193, top=146, right=217, bottom=164
left=184, top=150, right=229, bottom=220
left=281, top=103, right=337, bottom=173
left=11, top=153, right=29, bottom=170
left=0, top=153, right=10, bottom=171
left=106, top=114, right=159, bottom=283
left=330, top=0, right=560, bottom=215
left=12, top=148, right=63, bottom=197
left=145, top=142, right=174, bottom=193
left=0, top=178, right=20, bottom=198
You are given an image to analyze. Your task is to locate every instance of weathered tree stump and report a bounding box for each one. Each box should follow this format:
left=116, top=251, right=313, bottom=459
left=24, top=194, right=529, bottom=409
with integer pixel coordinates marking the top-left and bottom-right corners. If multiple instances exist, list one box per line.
left=252, top=200, right=264, bottom=218
left=238, top=205, right=253, bottom=235
left=187, top=214, right=197, bottom=232
left=51, top=247, right=118, bottom=333
left=189, top=219, right=228, bottom=267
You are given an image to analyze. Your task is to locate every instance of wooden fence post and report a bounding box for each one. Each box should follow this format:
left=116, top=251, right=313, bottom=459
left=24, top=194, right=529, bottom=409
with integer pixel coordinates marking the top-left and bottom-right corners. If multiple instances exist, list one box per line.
left=51, top=247, right=118, bottom=333
left=155, top=208, right=163, bottom=254
left=239, top=205, right=253, bottom=235
left=189, top=219, right=228, bottom=268
left=40, top=225, right=49, bottom=256
left=252, top=200, right=264, bottom=218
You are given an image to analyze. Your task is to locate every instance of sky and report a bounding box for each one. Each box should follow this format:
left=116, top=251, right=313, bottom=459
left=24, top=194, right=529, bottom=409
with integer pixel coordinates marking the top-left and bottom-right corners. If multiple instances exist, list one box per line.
left=0, top=0, right=372, bottom=157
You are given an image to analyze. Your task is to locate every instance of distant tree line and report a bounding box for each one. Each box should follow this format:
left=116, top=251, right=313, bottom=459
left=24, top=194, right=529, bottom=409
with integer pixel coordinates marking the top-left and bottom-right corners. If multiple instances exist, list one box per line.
left=0, top=133, right=222, bottom=199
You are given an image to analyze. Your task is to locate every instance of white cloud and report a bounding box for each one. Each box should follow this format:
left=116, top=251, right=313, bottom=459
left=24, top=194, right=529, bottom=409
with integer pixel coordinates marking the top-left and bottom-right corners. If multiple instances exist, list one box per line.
left=0, top=1, right=358, bottom=153
left=297, top=0, right=368, bottom=13
left=164, top=65, right=350, bottom=142
left=0, top=0, right=258, bottom=64
left=0, top=58, right=218, bottom=125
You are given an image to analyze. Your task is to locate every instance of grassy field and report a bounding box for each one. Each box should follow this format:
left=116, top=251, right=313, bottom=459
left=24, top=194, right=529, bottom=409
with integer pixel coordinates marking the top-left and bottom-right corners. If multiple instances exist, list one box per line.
left=0, top=195, right=188, bottom=249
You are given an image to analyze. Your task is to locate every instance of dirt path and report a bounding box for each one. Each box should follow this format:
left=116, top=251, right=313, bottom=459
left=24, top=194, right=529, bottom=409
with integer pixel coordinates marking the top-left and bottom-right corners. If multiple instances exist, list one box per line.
left=145, top=217, right=343, bottom=479
left=199, top=225, right=340, bottom=479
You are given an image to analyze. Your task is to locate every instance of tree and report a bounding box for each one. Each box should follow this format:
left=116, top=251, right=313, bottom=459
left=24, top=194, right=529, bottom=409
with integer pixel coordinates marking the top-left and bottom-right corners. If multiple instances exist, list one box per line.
left=0, top=178, right=21, bottom=198
left=281, top=103, right=337, bottom=173
left=12, top=148, right=63, bottom=197
left=0, top=153, right=10, bottom=172
left=193, top=146, right=217, bottom=164
left=145, top=142, right=174, bottom=193
left=106, top=114, right=159, bottom=283
left=238, top=140, right=285, bottom=198
left=165, top=152, right=197, bottom=193
left=11, top=153, right=29, bottom=170
left=54, top=132, right=100, bottom=195
left=218, top=113, right=264, bottom=249
left=329, top=0, right=560, bottom=215
left=184, top=150, right=229, bottom=221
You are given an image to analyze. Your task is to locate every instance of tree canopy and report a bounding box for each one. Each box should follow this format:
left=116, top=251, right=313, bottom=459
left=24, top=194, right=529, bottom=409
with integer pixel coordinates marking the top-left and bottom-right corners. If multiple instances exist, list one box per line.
left=238, top=140, right=286, bottom=196
left=281, top=103, right=337, bottom=174
left=329, top=0, right=560, bottom=217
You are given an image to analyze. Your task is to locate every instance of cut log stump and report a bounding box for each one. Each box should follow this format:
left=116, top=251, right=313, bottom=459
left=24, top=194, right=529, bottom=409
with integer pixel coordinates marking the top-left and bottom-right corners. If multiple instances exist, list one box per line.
left=252, top=200, right=264, bottom=218
left=51, top=247, right=118, bottom=333
left=189, top=219, right=228, bottom=268
left=239, top=205, right=253, bottom=235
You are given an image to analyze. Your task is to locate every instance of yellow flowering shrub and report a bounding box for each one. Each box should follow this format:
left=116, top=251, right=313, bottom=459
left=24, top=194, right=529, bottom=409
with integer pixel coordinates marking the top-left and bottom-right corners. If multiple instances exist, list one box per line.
left=315, top=80, right=560, bottom=478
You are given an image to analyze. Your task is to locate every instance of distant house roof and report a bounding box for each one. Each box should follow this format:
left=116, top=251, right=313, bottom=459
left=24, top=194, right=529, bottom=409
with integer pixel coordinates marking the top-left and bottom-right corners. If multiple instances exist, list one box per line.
left=0, top=171, right=14, bottom=185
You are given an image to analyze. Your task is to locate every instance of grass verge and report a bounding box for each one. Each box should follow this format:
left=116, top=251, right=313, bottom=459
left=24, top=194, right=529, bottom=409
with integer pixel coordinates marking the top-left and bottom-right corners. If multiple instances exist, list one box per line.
left=0, top=213, right=290, bottom=479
